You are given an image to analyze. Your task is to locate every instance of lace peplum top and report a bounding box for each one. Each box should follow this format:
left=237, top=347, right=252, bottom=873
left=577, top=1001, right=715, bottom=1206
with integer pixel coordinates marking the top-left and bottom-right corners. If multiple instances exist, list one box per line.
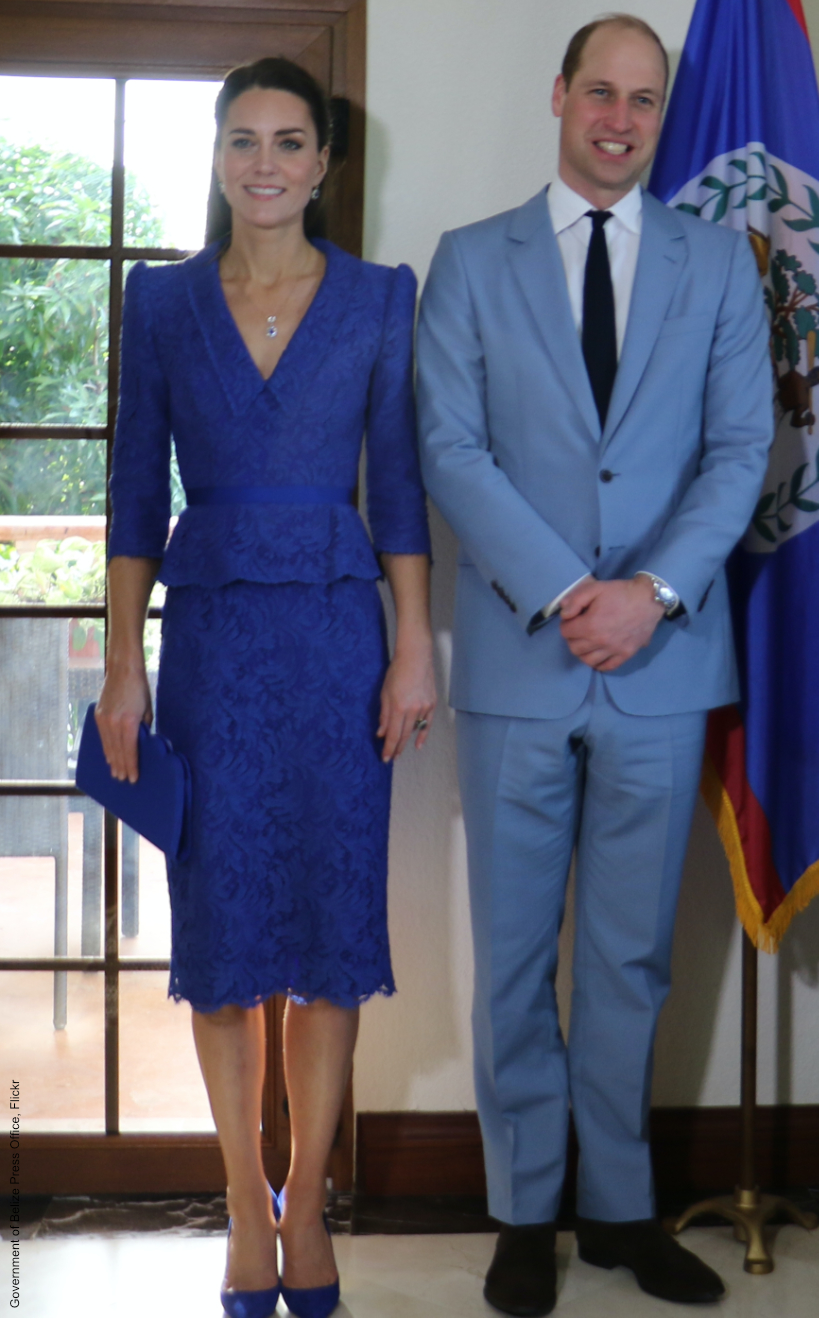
left=108, top=238, right=431, bottom=585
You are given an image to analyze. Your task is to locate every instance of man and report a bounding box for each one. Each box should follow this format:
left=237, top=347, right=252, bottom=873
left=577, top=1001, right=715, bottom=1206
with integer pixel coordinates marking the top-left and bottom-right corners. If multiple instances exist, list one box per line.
left=417, top=15, right=772, bottom=1317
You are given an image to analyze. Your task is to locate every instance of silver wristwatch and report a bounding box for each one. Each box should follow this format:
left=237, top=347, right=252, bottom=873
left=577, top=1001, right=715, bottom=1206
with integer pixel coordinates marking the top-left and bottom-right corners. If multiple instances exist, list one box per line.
left=638, top=572, right=680, bottom=616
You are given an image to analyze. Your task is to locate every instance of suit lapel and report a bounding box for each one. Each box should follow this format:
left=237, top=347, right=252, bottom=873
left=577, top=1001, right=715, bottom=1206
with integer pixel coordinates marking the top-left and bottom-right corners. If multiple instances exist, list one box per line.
left=602, top=193, right=686, bottom=446
left=184, top=240, right=352, bottom=419
left=183, top=246, right=268, bottom=417
left=263, top=240, right=353, bottom=415
left=506, top=191, right=601, bottom=442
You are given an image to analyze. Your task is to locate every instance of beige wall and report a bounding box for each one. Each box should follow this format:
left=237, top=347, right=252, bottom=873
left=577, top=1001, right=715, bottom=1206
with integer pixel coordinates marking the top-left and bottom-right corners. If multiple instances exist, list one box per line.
left=355, top=0, right=819, bottom=1113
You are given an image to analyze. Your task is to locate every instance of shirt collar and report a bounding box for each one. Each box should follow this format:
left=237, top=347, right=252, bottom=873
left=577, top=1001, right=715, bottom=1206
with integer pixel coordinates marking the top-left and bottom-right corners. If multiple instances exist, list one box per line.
left=547, top=174, right=642, bottom=236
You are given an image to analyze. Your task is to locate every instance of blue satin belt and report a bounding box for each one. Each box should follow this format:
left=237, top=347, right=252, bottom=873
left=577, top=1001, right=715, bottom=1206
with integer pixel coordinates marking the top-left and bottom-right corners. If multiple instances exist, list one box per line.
left=186, top=485, right=354, bottom=507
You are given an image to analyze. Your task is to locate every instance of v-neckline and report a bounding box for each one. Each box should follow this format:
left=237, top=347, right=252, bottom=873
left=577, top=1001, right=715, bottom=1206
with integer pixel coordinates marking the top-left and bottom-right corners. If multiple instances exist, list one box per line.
left=212, top=238, right=333, bottom=386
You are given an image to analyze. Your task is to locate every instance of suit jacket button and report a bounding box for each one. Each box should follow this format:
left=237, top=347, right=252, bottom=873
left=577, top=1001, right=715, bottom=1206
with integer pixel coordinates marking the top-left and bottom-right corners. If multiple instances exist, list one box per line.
left=599, top=469, right=614, bottom=483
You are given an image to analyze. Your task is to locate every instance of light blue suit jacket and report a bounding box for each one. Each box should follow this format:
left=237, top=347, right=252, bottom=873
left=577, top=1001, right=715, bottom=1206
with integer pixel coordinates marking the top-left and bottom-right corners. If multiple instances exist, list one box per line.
left=417, top=188, right=773, bottom=718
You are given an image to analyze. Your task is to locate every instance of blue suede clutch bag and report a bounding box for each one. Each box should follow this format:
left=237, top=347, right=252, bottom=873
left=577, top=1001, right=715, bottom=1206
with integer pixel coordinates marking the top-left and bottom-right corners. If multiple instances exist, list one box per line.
left=76, top=703, right=191, bottom=860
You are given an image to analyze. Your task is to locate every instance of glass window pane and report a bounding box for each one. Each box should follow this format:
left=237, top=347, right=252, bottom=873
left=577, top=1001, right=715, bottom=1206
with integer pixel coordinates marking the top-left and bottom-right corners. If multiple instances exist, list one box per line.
left=0, top=971, right=105, bottom=1132
left=0, top=619, right=109, bottom=959
left=148, top=576, right=167, bottom=611
left=0, top=257, right=109, bottom=426
left=0, top=442, right=108, bottom=604
left=69, top=616, right=106, bottom=770
left=0, top=526, right=105, bottom=605
left=0, top=617, right=105, bottom=776
left=0, top=618, right=73, bottom=775
left=0, top=439, right=107, bottom=516
left=0, top=827, right=77, bottom=958
left=0, top=76, right=114, bottom=246
left=0, top=804, right=101, bottom=959
left=119, top=834, right=169, bottom=960
left=124, top=80, right=218, bottom=251
left=120, top=972, right=215, bottom=1132
left=0, top=617, right=167, bottom=958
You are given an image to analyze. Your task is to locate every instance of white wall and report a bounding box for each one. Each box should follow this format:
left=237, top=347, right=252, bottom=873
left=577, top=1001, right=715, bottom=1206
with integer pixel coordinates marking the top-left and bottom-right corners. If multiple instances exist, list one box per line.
left=354, top=0, right=818, bottom=1113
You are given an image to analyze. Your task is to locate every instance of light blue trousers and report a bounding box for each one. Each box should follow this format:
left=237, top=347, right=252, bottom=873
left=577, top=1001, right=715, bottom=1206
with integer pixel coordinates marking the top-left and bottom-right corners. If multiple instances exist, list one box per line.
left=456, top=676, right=706, bottom=1224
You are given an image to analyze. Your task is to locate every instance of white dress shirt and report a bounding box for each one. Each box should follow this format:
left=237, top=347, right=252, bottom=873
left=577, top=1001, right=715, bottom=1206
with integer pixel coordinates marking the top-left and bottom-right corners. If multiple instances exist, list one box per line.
left=536, top=177, right=678, bottom=623
left=548, top=173, right=642, bottom=357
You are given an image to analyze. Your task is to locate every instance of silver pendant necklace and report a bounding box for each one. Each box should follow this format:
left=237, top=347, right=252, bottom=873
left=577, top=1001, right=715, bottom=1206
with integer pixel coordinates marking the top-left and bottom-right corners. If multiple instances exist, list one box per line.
left=266, top=315, right=278, bottom=339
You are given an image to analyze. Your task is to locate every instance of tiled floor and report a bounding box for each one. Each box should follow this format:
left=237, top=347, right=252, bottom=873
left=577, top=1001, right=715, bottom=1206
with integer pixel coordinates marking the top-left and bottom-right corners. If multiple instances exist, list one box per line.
left=15, top=1225, right=818, bottom=1318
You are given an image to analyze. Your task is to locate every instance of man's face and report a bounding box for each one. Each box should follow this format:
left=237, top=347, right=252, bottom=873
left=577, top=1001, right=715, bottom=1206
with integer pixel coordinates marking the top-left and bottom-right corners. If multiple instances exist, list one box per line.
left=552, top=25, right=666, bottom=207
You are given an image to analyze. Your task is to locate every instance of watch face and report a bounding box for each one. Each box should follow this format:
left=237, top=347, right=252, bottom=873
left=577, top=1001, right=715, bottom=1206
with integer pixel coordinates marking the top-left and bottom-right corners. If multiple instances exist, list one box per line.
left=655, top=585, right=677, bottom=614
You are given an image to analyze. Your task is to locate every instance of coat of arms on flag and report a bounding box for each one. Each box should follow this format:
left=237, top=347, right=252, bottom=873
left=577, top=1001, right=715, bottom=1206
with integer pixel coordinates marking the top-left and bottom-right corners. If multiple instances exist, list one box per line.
left=650, top=0, right=818, bottom=951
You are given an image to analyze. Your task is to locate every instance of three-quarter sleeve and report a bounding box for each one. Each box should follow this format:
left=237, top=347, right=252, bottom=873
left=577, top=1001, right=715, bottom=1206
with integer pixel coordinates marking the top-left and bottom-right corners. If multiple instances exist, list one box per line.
left=365, top=264, right=431, bottom=557
left=108, top=263, right=172, bottom=560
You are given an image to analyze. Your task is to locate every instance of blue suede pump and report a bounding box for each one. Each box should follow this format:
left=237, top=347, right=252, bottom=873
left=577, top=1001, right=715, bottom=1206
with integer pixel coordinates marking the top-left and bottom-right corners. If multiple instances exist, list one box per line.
left=276, top=1189, right=340, bottom=1318
left=220, top=1185, right=281, bottom=1319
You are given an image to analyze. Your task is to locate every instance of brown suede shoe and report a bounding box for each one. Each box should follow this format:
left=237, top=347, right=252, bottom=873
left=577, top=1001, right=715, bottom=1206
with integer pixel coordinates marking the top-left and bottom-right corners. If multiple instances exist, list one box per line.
left=484, top=1222, right=557, bottom=1317
left=576, top=1217, right=725, bottom=1304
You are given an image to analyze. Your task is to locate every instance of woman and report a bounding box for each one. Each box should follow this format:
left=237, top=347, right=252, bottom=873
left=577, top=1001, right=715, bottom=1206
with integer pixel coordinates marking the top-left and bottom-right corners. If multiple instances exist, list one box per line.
left=96, top=57, right=435, bottom=1319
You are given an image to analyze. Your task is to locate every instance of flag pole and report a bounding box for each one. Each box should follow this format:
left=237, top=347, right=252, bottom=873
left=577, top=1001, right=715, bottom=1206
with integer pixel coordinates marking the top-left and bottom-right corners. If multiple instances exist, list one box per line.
left=667, top=932, right=817, bottom=1272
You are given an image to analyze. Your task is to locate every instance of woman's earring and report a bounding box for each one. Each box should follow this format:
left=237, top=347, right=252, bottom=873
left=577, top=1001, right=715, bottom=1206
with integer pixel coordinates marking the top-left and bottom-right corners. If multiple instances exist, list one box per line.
left=311, top=186, right=321, bottom=200
left=217, top=179, right=226, bottom=196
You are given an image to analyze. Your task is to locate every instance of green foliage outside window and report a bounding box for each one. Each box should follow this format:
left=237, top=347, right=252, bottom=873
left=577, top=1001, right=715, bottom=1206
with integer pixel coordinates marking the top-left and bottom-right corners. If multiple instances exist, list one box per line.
left=0, top=137, right=185, bottom=517
left=0, top=536, right=164, bottom=670
left=0, top=536, right=106, bottom=604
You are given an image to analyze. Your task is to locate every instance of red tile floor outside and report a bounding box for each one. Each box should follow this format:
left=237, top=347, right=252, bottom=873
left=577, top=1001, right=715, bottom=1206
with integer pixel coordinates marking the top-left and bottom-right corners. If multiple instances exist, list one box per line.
left=0, top=814, right=214, bottom=1132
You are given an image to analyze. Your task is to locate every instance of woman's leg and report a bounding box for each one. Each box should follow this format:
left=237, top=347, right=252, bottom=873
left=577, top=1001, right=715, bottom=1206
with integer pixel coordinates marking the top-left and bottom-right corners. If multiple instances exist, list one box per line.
left=280, top=998, right=359, bottom=1287
left=192, top=1004, right=279, bottom=1291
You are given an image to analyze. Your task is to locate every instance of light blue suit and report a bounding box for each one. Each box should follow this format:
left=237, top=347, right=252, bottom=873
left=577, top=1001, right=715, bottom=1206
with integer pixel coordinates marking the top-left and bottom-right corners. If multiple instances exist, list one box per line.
left=417, top=188, right=772, bottom=1223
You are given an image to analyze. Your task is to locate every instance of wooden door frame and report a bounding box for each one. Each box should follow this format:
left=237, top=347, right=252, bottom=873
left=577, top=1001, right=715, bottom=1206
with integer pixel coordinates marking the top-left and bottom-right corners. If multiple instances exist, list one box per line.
left=0, top=0, right=364, bottom=1195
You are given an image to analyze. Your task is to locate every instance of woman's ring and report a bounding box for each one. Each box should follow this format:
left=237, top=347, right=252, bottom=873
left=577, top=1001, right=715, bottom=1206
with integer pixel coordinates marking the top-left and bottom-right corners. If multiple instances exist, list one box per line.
left=414, top=717, right=428, bottom=731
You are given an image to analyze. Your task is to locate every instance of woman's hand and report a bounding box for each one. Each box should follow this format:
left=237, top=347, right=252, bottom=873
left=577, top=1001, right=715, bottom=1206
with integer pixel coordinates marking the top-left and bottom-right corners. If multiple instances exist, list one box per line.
left=378, top=552, right=436, bottom=762
left=95, top=659, right=153, bottom=783
left=96, top=555, right=161, bottom=782
left=377, top=641, right=437, bottom=762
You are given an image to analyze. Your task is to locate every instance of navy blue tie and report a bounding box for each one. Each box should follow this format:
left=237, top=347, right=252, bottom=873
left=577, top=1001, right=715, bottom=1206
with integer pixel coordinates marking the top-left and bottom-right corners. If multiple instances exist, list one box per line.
left=582, top=210, right=617, bottom=427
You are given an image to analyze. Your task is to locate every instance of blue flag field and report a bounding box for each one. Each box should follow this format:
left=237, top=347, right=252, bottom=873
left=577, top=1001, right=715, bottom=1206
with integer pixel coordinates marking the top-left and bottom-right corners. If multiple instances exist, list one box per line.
left=650, top=0, right=818, bottom=950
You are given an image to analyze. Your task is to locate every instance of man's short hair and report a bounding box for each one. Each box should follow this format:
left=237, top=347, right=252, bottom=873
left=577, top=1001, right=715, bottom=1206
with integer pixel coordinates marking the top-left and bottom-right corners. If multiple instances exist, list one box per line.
left=561, top=14, right=669, bottom=92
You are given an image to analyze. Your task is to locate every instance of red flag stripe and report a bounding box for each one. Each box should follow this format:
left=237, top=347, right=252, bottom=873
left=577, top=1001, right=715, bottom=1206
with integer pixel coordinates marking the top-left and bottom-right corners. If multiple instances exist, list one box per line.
left=783, top=0, right=810, bottom=40
left=705, top=707, right=786, bottom=921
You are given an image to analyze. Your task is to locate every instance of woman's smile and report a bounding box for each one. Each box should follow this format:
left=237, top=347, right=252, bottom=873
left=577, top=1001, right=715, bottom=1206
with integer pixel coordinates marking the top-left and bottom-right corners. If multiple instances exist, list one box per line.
left=214, top=87, right=329, bottom=232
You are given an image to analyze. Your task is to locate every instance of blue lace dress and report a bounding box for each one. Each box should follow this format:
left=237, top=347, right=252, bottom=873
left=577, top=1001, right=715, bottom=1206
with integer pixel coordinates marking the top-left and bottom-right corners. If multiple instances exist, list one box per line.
left=108, top=239, right=431, bottom=1011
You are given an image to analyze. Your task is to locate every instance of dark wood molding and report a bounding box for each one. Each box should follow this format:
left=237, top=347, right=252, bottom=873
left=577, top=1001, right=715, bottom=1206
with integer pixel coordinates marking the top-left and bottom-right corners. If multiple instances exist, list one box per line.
left=357, top=1112, right=486, bottom=1198
left=356, top=1106, right=819, bottom=1201
left=0, top=0, right=363, bottom=84
left=21, top=1104, right=817, bottom=1200
left=648, top=1104, right=818, bottom=1198
left=17, top=0, right=358, bottom=10
left=20, top=1117, right=353, bottom=1198
left=0, top=13, right=331, bottom=81
left=20, top=1133, right=286, bottom=1194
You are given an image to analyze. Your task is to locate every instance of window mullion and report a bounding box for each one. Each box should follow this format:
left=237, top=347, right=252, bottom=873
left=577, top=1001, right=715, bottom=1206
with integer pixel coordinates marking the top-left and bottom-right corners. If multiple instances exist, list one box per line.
left=104, top=810, right=120, bottom=1135
left=102, top=77, right=127, bottom=1140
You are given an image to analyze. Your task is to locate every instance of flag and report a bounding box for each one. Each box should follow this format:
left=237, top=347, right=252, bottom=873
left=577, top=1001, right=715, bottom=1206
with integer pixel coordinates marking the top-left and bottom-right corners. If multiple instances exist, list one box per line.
left=649, top=0, right=818, bottom=951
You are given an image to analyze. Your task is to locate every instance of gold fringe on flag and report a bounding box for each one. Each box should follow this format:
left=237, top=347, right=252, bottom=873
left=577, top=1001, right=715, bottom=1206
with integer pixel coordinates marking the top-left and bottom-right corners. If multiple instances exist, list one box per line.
left=701, top=754, right=819, bottom=953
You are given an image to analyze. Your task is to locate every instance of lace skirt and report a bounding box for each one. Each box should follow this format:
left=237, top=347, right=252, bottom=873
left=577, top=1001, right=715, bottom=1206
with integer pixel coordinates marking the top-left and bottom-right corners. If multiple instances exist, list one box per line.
left=155, top=578, right=394, bottom=1011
